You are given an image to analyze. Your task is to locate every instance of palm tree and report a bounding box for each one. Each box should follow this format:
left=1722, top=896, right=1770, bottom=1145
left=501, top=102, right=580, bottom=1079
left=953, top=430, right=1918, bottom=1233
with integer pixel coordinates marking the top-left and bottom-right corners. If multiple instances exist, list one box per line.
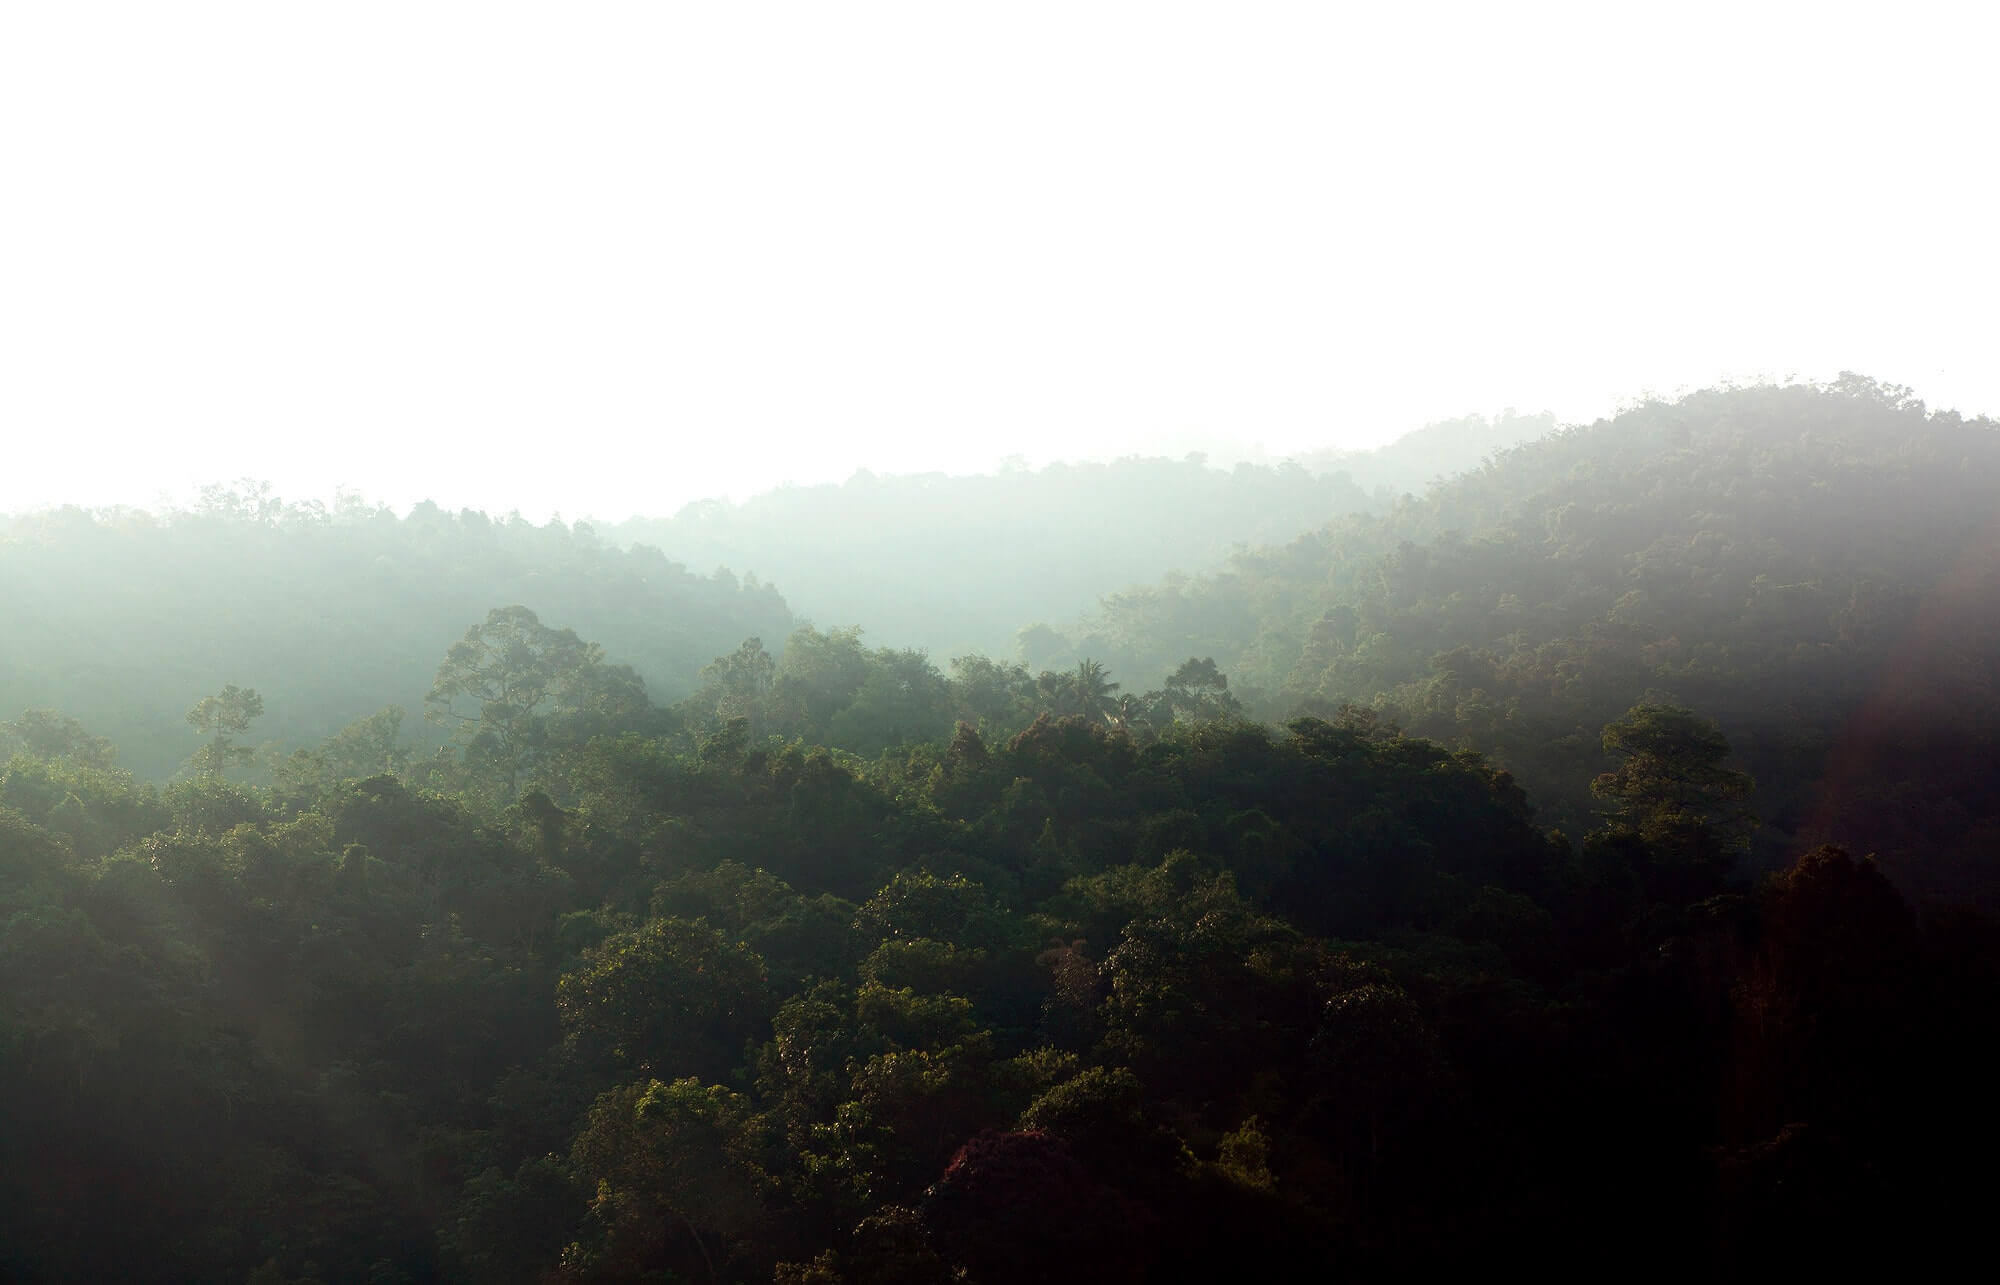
left=1071, top=659, right=1120, bottom=724
left=1108, top=692, right=1154, bottom=739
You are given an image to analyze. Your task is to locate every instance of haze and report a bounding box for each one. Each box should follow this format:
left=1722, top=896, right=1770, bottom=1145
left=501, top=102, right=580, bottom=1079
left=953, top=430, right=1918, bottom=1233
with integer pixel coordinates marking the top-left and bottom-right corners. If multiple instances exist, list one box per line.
left=4, top=1, right=1996, bottom=519
left=8, top=8, right=2000, bottom=1273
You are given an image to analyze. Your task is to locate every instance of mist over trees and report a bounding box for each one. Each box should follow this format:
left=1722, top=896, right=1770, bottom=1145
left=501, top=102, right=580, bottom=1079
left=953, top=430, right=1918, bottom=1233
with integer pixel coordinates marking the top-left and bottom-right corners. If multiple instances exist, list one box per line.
left=607, top=450, right=1410, bottom=662
left=1071, top=376, right=2000, bottom=898
left=1285, top=409, right=1556, bottom=498
left=4, top=377, right=1999, bottom=1281
left=0, top=413, right=1543, bottom=782
left=0, top=491, right=790, bottom=779
left=603, top=418, right=1555, bottom=664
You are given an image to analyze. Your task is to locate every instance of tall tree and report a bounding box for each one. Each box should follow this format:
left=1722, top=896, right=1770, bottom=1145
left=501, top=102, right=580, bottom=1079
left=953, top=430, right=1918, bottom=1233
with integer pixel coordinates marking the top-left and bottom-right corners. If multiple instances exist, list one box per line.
left=426, top=606, right=605, bottom=795
left=1039, top=658, right=1121, bottom=724
left=1591, top=702, right=1755, bottom=898
left=564, top=1078, right=774, bottom=1284
left=696, top=637, right=778, bottom=736
left=1160, top=657, right=1243, bottom=723
left=184, top=685, right=263, bottom=779
left=1591, top=703, right=1754, bottom=835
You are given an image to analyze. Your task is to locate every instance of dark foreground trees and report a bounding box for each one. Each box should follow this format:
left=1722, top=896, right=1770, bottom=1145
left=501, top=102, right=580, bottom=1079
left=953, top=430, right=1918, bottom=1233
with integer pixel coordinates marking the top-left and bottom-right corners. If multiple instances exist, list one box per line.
left=5, top=669, right=1994, bottom=1283
left=5, top=377, right=1999, bottom=1279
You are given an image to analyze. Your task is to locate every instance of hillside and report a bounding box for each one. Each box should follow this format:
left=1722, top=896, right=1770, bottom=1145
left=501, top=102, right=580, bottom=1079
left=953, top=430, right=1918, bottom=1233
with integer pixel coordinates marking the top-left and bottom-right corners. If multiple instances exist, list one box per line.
left=0, top=493, right=792, bottom=779
left=604, top=455, right=1378, bottom=661
left=1287, top=409, right=1558, bottom=498
left=7, top=379, right=2000, bottom=1281
left=0, top=414, right=1556, bottom=783
left=605, top=415, right=1563, bottom=664
left=1075, top=376, right=2000, bottom=896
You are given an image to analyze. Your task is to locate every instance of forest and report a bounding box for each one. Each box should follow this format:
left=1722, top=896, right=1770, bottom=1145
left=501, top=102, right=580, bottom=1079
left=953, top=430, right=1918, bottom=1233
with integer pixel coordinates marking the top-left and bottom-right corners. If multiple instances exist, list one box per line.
left=3, top=376, right=1998, bottom=1281
left=601, top=410, right=1554, bottom=662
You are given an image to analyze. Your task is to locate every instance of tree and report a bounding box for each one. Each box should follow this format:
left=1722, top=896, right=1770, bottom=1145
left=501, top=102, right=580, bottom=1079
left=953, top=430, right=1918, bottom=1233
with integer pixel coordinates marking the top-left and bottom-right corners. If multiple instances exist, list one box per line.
left=1037, top=659, right=1121, bottom=724
left=1591, top=702, right=1754, bottom=897
left=1016, top=1067, right=1177, bottom=1187
left=1014, top=622, right=1074, bottom=673
left=2, top=708, right=118, bottom=769
left=1592, top=704, right=1754, bottom=827
left=426, top=606, right=606, bottom=794
left=825, top=649, right=955, bottom=756
left=564, top=1078, right=773, bottom=1283
left=184, top=685, right=263, bottom=779
left=696, top=637, right=777, bottom=735
left=1098, top=864, right=1315, bottom=1099
left=276, top=706, right=411, bottom=794
left=1159, top=657, right=1243, bottom=723
left=1592, top=700, right=1752, bottom=832
left=1731, top=846, right=1918, bottom=1139
left=1307, top=981, right=1443, bottom=1170
left=557, top=917, right=770, bottom=1082
left=947, top=655, right=1035, bottom=730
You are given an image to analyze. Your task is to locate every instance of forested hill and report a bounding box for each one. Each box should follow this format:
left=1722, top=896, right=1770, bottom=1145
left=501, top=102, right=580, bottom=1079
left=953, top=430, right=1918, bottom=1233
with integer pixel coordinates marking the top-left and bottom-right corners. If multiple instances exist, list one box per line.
left=1286, top=409, right=1557, bottom=498
left=604, top=455, right=1378, bottom=661
left=0, top=414, right=1541, bottom=784
left=605, top=415, right=1559, bottom=663
left=1075, top=376, right=2000, bottom=898
left=0, top=494, right=792, bottom=779
left=7, top=383, right=2000, bottom=1281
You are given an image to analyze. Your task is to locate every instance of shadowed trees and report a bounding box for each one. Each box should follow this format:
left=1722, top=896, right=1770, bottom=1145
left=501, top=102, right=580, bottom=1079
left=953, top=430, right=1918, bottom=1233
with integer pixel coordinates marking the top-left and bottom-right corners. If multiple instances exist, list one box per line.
left=1591, top=702, right=1755, bottom=902
left=6, top=379, right=2000, bottom=1281
left=557, top=917, right=771, bottom=1081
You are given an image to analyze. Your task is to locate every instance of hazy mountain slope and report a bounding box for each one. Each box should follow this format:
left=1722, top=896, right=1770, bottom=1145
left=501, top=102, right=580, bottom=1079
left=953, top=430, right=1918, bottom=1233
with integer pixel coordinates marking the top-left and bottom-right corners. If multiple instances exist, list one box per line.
left=6, top=388, right=1998, bottom=1280
left=605, top=455, right=1379, bottom=662
left=1290, top=409, right=1558, bottom=497
left=1076, top=376, right=2000, bottom=895
left=0, top=495, right=791, bottom=778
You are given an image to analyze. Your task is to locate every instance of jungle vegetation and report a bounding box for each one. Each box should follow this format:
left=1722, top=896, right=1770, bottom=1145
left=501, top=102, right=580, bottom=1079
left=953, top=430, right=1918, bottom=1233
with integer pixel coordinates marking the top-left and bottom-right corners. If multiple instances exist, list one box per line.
left=2, top=377, right=1996, bottom=1281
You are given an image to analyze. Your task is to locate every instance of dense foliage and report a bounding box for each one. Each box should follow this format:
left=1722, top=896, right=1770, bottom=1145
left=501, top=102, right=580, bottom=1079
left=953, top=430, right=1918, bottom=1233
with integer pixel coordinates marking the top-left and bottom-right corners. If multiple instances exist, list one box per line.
left=4, top=379, right=1997, bottom=1280
left=1076, top=377, right=2000, bottom=897
left=5, top=677, right=1994, bottom=1280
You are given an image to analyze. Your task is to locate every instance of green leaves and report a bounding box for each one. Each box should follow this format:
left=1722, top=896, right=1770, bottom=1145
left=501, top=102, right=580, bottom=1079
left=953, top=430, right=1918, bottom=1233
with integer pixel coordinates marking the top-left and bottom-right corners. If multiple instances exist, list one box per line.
left=2, top=708, right=118, bottom=769
left=1592, top=703, right=1753, bottom=825
left=556, top=916, right=770, bottom=1081
left=565, top=1078, right=774, bottom=1282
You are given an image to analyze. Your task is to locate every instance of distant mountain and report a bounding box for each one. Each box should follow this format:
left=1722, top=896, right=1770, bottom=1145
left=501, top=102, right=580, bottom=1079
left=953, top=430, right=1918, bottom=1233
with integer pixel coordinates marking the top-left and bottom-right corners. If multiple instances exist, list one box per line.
left=1290, top=409, right=1558, bottom=498
left=0, top=495, right=790, bottom=778
left=604, top=455, right=1380, bottom=663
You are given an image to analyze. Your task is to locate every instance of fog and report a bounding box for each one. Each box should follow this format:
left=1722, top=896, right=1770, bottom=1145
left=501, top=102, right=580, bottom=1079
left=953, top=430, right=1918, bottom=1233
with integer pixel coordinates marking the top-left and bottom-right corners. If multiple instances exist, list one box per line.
left=5, top=2, right=1996, bottom=520
left=10, top=11, right=2000, bottom=1275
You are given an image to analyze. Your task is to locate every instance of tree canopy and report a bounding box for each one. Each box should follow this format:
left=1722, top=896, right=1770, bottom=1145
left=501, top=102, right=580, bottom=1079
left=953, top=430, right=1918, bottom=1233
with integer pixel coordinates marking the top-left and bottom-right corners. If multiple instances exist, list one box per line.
left=3, top=378, right=1997, bottom=1280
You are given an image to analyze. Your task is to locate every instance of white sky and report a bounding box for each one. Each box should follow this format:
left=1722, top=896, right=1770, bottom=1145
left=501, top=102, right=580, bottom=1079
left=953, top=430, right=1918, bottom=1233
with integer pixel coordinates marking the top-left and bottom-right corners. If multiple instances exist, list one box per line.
left=3, top=2, right=1996, bottom=521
